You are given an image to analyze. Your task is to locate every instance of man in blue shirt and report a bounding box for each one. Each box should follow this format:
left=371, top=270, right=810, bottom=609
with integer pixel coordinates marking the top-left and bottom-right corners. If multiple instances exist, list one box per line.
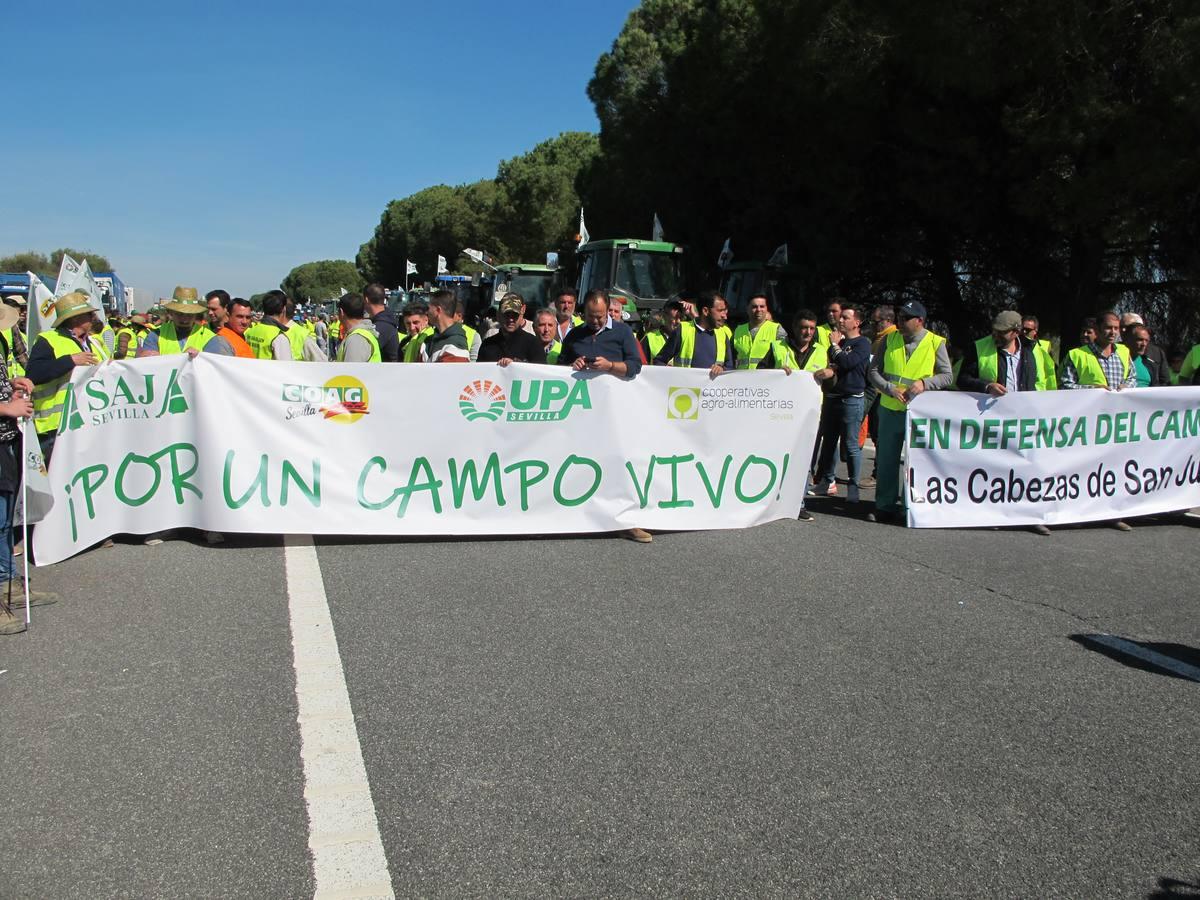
left=810, top=303, right=873, bottom=504
left=653, top=290, right=733, bottom=374
left=558, top=291, right=643, bottom=377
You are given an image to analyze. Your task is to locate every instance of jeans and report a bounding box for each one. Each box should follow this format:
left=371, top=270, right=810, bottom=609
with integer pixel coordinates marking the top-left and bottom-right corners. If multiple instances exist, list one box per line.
left=0, top=490, right=15, bottom=582
left=816, top=395, right=865, bottom=491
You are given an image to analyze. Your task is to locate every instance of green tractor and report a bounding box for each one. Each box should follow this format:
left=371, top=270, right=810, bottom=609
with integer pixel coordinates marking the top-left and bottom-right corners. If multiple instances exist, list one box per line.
left=719, top=261, right=810, bottom=326
left=576, top=239, right=685, bottom=320
left=490, top=263, right=559, bottom=310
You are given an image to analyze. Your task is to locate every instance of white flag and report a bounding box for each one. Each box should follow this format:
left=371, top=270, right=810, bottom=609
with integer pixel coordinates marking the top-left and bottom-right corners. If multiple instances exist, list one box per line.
left=15, top=422, right=53, bottom=526
left=462, top=248, right=484, bottom=264
left=652, top=213, right=664, bottom=242
left=437, top=255, right=448, bottom=275
left=406, top=260, right=418, bottom=275
left=768, top=243, right=789, bottom=266
left=54, top=255, right=105, bottom=313
left=53, top=253, right=81, bottom=297
left=717, top=238, right=733, bottom=270
left=578, top=208, right=590, bottom=248
left=26, top=272, right=57, bottom=346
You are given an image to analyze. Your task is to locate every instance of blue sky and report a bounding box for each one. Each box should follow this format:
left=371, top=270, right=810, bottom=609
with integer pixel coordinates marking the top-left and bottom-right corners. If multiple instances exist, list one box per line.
left=3, top=0, right=636, bottom=303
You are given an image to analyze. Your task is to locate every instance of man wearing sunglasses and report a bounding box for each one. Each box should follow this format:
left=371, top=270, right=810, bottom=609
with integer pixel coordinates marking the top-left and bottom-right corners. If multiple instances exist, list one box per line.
left=866, top=300, right=952, bottom=524
left=1020, top=315, right=1058, bottom=391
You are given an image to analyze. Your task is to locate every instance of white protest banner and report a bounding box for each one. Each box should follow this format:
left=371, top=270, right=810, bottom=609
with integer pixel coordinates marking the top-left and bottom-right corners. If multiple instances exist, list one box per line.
left=33, top=357, right=821, bottom=564
left=905, top=387, right=1200, bottom=528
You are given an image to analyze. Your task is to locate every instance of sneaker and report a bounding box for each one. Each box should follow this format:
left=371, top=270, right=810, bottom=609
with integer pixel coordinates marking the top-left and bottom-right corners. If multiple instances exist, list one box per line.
left=807, top=481, right=831, bottom=497
left=797, top=509, right=814, bottom=521
left=1029, top=524, right=1051, bottom=536
left=1112, top=519, right=1133, bottom=532
left=847, top=485, right=860, bottom=504
left=858, top=475, right=876, bottom=488
left=825, top=482, right=838, bottom=496
left=624, top=527, right=653, bottom=543
left=144, top=533, right=164, bottom=546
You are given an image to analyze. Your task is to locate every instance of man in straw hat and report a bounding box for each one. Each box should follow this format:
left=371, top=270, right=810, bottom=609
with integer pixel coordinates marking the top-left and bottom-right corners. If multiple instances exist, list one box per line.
left=26, top=291, right=100, bottom=464
left=137, top=286, right=215, bottom=357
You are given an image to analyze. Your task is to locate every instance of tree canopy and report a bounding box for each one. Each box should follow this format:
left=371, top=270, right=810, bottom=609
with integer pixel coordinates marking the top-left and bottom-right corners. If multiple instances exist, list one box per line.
left=280, top=260, right=363, bottom=303
left=0, top=248, right=115, bottom=274
left=357, top=132, right=598, bottom=285
left=584, top=0, right=1200, bottom=346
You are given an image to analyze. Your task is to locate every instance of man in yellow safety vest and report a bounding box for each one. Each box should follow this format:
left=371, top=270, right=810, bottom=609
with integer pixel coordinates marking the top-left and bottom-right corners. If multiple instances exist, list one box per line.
left=866, top=299, right=953, bottom=524
left=137, top=286, right=215, bottom=357
left=732, top=294, right=784, bottom=370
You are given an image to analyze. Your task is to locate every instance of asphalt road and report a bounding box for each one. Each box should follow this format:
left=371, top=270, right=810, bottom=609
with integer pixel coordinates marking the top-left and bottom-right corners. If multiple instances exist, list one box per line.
left=3, top=492, right=1199, bottom=898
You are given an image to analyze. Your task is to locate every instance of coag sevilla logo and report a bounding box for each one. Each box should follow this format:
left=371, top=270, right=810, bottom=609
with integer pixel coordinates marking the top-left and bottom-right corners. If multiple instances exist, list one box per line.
left=281, top=376, right=369, bottom=424
left=459, top=379, right=507, bottom=421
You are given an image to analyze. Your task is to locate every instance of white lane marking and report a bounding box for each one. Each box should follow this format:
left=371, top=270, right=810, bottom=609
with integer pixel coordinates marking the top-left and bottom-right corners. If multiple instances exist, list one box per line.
left=1087, top=634, right=1200, bottom=683
left=285, top=535, right=395, bottom=899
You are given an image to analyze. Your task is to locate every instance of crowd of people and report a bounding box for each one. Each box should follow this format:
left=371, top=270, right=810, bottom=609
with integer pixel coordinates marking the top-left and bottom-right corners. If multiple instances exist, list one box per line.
left=2, top=280, right=1198, bottom=631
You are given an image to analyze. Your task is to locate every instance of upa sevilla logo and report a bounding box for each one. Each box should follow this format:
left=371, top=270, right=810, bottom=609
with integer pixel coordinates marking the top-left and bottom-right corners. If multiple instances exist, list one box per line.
left=459, top=379, right=507, bottom=421
left=459, top=378, right=592, bottom=422
left=281, top=376, right=370, bottom=424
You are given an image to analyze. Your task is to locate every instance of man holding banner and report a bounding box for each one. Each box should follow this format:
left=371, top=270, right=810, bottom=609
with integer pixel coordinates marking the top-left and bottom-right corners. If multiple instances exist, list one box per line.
left=867, top=300, right=952, bottom=524
left=27, top=293, right=101, bottom=464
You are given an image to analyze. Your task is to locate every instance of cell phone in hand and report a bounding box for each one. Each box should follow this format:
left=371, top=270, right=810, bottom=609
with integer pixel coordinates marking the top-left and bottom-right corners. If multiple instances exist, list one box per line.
left=584, top=357, right=597, bottom=365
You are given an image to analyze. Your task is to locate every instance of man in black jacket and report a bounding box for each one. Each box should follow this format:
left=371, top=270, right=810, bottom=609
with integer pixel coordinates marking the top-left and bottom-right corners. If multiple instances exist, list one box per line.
left=478, top=295, right=546, bottom=365
left=364, top=283, right=401, bottom=362
left=957, top=310, right=1044, bottom=396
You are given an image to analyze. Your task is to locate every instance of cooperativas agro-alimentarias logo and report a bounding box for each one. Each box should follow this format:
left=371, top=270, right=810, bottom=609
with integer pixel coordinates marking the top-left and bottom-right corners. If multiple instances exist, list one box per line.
left=459, top=377, right=591, bottom=422
left=282, top=376, right=370, bottom=424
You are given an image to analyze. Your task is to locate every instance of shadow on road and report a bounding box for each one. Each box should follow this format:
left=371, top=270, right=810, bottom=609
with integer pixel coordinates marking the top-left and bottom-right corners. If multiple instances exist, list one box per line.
left=1070, top=634, right=1200, bottom=682
left=1146, top=876, right=1200, bottom=899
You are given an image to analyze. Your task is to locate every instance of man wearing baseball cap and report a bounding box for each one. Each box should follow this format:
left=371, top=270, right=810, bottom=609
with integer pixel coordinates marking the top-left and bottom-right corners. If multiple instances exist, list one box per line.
left=478, top=294, right=546, bottom=365
left=866, top=299, right=953, bottom=524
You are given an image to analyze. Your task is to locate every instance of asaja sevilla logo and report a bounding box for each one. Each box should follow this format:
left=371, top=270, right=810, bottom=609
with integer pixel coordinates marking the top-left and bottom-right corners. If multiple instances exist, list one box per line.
left=281, top=376, right=369, bottom=424
left=459, top=379, right=506, bottom=421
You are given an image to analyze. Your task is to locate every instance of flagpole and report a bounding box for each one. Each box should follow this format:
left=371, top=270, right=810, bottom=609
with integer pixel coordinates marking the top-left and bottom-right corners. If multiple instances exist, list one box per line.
left=20, top=421, right=30, bottom=626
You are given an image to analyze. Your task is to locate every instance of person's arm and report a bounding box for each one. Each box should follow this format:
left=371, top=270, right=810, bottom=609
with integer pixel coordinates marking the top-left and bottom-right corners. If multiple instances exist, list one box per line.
left=556, top=334, right=578, bottom=366
left=203, top=335, right=234, bottom=356
left=524, top=333, right=546, bottom=365
left=1120, top=357, right=1138, bottom=390
left=272, top=334, right=292, bottom=360
left=302, top=337, right=328, bottom=362
left=653, top=329, right=680, bottom=366
left=477, top=338, right=502, bottom=363
left=340, top=334, right=374, bottom=363
left=868, top=346, right=893, bottom=395
left=26, top=338, right=79, bottom=384
left=830, top=335, right=871, bottom=373
left=619, top=328, right=642, bottom=376
left=136, top=330, right=161, bottom=357
left=918, top=340, right=954, bottom=392
left=956, top=342, right=991, bottom=393
left=468, top=332, right=481, bottom=362
left=1060, top=354, right=1084, bottom=389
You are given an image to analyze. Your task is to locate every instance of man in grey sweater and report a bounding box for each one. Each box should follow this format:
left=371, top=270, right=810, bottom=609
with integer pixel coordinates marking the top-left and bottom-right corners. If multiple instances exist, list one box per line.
left=866, top=300, right=953, bottom=524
